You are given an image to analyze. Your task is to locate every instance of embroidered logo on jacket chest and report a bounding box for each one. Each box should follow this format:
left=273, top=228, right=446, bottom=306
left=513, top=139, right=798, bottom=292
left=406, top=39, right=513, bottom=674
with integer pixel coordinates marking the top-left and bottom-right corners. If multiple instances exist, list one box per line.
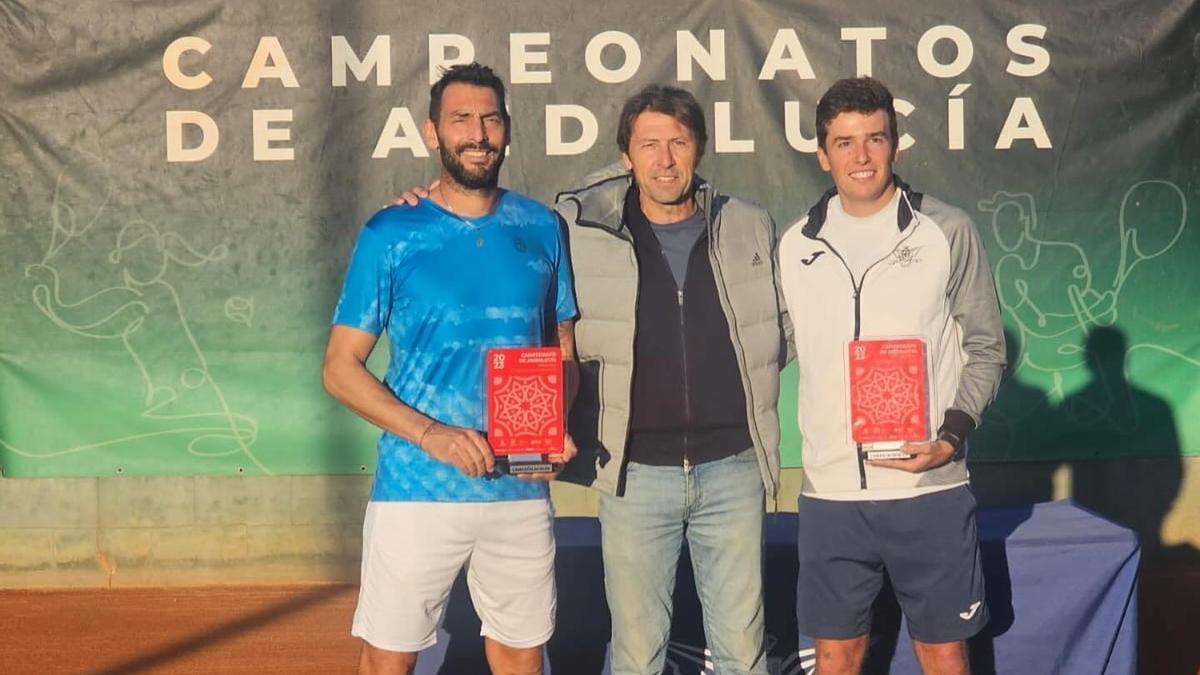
left=889, top=245, right=923, bottom=267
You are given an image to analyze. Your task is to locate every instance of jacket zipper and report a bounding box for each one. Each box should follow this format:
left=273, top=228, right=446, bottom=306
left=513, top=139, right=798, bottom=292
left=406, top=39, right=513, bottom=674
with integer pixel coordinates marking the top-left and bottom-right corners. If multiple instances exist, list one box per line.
left=678, top=287, right=691, bottom=468
left=659, top=242, right=693, bottom=469
left=816, top=237, right=869, bottom=490
left=650, top=208, right=707, bottom=471
left=816, top=222, right=922, bottom=491
left=626, top=234, right=641, bottom=467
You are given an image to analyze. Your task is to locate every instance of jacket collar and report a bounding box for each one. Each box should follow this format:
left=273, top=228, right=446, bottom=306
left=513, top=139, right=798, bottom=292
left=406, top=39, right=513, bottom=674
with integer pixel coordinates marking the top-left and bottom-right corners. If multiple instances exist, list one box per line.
left=801, top=174, right=923, bottom=239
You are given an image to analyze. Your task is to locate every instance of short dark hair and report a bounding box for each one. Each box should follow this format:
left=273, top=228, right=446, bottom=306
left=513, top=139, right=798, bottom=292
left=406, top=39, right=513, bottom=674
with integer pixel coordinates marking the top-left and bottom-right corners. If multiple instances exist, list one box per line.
left=616, top=84, right=707, bottom=158
left=815, top=77, right=898, bottom=151
left=429, top=62, right=510, bottom=127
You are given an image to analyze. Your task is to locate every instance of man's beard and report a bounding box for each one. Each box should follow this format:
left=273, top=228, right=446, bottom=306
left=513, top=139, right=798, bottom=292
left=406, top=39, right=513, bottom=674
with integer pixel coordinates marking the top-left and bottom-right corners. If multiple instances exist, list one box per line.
left=439, top=138, right=505, bottom=190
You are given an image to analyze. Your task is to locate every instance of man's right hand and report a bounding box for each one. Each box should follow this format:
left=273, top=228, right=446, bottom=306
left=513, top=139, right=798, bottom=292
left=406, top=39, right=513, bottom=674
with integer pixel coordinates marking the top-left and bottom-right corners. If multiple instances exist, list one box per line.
left=386, top=180, right=439, bottom=208
left=418, top=421, right=495, bottom=477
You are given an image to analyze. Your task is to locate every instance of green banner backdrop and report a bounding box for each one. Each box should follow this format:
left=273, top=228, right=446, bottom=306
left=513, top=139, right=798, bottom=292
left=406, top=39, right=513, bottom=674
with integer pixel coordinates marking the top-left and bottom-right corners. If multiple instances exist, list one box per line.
left=1, top=1, right=1197, bottom=476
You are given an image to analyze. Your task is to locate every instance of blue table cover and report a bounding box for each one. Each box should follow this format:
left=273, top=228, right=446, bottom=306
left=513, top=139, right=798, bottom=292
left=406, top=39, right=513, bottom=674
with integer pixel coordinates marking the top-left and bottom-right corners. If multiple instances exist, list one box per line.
left=413, top=499, right=1138, bottom=674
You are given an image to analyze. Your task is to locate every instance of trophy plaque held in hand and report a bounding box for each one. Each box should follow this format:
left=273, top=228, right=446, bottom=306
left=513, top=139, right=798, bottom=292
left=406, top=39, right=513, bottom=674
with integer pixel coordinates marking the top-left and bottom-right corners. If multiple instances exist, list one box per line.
left=848, top=338, right=931, bottom=461
left=486, top=347, right=563, bottom=474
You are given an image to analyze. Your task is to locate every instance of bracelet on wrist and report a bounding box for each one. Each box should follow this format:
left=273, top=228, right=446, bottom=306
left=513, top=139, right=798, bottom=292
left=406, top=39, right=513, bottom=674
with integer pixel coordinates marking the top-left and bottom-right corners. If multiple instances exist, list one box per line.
left=417, top=420, right=438, bottom=448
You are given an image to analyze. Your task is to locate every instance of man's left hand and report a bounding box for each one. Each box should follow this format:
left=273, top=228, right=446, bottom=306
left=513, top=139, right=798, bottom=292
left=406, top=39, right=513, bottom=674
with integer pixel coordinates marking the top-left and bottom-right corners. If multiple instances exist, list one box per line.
left=518, top=433, right=579, bottom=482
left=383, top=180, right=438, bottom=209
left=866, top=439, right=955, bottom=473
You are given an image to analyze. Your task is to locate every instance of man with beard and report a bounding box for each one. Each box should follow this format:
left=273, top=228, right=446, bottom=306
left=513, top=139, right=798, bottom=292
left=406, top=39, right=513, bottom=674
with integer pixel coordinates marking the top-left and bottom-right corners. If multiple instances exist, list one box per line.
left=323, top=62, right=578, bottom=675
left=393, top=84, right=789, bottom=674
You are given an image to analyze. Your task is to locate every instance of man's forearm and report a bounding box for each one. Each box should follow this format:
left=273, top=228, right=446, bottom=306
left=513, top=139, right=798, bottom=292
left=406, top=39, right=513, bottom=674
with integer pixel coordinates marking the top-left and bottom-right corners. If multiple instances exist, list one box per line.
left=323, top=357, right=436, bottom=445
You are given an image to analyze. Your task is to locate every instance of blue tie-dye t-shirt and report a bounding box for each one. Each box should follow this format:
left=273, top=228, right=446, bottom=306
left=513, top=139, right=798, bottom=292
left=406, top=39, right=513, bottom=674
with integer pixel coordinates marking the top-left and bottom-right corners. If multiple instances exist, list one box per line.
left=332, top=190, right=578, bottom=502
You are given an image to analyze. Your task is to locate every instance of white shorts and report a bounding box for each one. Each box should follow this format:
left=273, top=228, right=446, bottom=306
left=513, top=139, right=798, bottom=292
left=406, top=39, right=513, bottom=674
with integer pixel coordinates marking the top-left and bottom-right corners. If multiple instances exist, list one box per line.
left=351, top=499, right=556, bottom=653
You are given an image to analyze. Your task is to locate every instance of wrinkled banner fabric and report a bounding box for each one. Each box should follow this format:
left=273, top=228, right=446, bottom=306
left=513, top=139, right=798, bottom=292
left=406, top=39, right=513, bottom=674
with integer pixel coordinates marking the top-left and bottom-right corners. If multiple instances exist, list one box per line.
left=1, top=1, right=1196, bottom=475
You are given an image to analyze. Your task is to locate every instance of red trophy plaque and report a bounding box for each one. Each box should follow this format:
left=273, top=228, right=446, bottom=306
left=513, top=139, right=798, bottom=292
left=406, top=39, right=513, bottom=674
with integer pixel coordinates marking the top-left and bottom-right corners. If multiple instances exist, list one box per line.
left=848, top=338, right=930, bottom=460
left=486, top=347, right=563, bottom=474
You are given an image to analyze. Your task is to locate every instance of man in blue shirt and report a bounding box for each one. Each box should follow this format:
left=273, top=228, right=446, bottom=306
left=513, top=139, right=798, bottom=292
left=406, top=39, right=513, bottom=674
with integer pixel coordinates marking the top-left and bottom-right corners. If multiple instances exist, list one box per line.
left=393, top=85, right=790, bottom=675
left=323, top=62, right=578, bottom=675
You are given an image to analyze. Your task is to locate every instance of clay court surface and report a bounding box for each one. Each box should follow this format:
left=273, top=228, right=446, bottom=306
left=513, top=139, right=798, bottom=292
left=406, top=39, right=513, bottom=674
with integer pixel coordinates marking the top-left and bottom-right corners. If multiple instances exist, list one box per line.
left=0, top=561, right=1196, bottom=675
left=0, top=585, right=361, bottom=674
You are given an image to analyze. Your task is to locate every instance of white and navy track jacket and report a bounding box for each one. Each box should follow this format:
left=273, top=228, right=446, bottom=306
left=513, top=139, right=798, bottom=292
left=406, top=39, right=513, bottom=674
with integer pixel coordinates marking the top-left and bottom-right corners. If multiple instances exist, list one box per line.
left=778, top=178, right=1006, bottom=500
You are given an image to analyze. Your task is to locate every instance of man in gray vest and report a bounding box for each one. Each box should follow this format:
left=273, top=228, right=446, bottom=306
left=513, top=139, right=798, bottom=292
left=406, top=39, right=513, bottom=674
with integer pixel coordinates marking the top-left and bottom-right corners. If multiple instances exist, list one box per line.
left=555, top=84, right=791, bottom=675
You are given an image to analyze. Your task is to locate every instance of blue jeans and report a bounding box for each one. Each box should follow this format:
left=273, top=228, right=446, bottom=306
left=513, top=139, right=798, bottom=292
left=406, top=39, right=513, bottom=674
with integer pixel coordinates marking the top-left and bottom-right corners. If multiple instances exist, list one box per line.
left=598, top=447, right=767, bottom=675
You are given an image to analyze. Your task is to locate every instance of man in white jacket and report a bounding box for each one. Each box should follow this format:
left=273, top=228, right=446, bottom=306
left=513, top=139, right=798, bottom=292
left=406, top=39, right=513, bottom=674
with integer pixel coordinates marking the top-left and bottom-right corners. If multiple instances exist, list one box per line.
left=777, top=77, right=1006, bottom=675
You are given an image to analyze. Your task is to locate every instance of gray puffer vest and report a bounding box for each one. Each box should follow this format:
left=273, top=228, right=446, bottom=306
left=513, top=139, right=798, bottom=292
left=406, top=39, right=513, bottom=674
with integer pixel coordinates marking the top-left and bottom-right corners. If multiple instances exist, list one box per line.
left=555, top=164, right=791, bottom=497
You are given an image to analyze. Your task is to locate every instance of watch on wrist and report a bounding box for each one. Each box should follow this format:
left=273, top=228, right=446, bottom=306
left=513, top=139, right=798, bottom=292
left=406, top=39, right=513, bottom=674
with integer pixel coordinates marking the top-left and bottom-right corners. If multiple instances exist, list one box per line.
left=937, top=430, right=966, bottom=460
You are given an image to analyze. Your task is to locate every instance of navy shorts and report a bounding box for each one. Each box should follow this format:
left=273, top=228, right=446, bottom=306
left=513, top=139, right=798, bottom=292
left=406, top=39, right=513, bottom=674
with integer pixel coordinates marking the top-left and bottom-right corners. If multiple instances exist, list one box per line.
left=795, top=485, right=988, bottom=643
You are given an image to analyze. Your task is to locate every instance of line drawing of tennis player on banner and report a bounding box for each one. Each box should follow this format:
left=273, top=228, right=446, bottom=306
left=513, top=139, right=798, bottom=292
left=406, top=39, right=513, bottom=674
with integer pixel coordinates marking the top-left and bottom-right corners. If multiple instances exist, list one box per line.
left=977, top=180, right=1190, bottom=447
left=3, top=155, right=265, bottom=473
